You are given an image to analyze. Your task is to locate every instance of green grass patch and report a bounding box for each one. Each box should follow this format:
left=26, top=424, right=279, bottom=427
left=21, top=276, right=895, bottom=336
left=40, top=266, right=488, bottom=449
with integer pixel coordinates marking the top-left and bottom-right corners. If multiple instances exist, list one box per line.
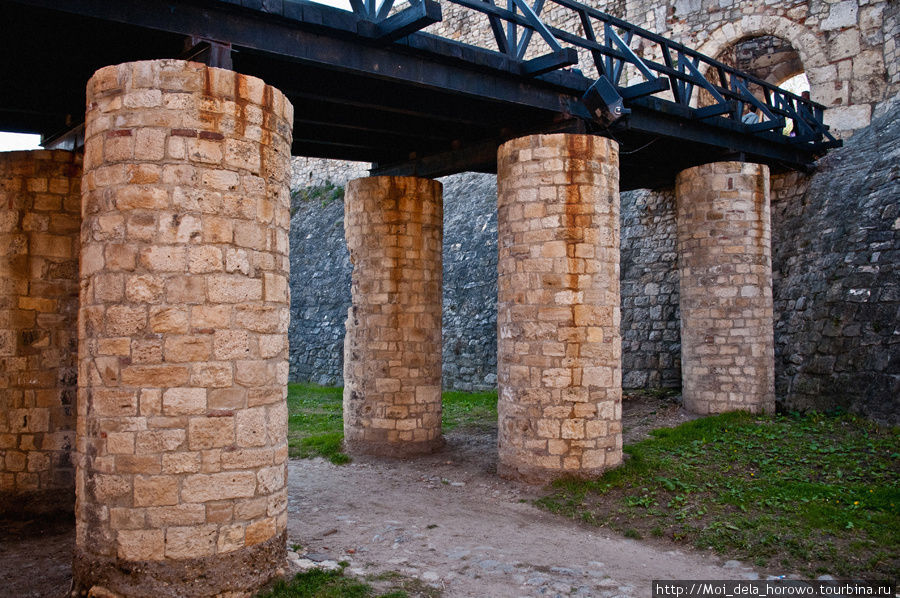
left=259, top=569, right=372, bottom=598
left=257, top=567, right=439, bottom=598
left=287, top=384, right=349, bottom=464
left=441, top=390, right=497, bottom=432
left=287, top=384, right=498, bottom=463
left=536, top=411, right=900, bottom=578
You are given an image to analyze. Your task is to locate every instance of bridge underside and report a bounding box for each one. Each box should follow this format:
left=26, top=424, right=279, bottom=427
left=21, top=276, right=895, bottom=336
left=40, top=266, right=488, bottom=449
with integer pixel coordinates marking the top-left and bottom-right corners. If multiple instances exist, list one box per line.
left=2, top=0, right=825, bottom=190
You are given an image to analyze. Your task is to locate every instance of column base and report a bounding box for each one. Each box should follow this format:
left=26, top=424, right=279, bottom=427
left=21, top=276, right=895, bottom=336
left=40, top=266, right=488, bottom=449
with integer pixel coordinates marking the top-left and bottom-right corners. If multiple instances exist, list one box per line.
left=72, top=530, right=286, bottom=598
left=343, top=436, right=444, bottom=458
left=497, top=454, right=620, bottom=485
left=683, top=398, right=775, bottom=416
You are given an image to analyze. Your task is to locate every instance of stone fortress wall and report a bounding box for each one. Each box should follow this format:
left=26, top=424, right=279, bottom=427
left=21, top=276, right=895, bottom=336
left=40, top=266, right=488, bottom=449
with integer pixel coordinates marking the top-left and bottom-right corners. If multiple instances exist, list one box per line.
left=289, top=171, right=678, bottom=393
left=289, top=0, right=898, bottom=421
left=0, top=150, right=81, bottom=515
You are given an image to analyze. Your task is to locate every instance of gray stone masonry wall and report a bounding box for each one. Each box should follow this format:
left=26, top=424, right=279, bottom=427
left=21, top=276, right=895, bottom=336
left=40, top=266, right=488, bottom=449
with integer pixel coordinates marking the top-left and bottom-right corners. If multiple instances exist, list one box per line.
left=290, top=97, right=900, bottom=421
left=289, top=169, right=678, bottom=391
left=771, top=97, right=900, bottom=424
left=441, top=174, right=498, bottom=391
left=288, top=0, right=899, bottom=420
left=289, top=172, right=501, bottom=391
left=290, top=157, right=369, bottom=190
left=289, top=191, right=350, bottom=385
left=620, top=189, right=681, bottom=389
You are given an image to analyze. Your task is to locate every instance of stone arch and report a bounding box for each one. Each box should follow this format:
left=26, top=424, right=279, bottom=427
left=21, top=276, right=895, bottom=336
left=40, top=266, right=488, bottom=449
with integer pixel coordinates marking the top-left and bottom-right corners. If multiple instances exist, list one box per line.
left=692, top=15, right=832, bottom=108
left=720, top=36, right=806, bottom=87
left=696, top=15, right=828, bottom=71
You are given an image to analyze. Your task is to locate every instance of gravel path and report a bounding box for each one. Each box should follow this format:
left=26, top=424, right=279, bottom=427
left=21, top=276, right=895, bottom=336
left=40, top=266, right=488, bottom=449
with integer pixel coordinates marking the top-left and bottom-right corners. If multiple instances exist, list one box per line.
left=2, top=395, right=763, bottom=597
left=286, top=428, right=763, bottom=598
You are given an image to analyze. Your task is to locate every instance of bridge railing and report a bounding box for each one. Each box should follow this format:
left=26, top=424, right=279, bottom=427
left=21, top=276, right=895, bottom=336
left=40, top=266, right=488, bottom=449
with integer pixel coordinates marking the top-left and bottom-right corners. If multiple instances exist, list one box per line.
left=239, top=0, right=836, bottom=149
left=404, top=0, right=838, bottom=148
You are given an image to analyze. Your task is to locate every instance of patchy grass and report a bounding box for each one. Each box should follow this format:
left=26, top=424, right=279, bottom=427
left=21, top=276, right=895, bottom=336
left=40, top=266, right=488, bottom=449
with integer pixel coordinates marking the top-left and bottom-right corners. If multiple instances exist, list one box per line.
left=536, top=411, right=900, bottom=578
left=367, top=572, right=443, bottom=598
left=257, top=567, right=440, bottom=598
left=259, top=568, right=371, bottom=598
left=287, top=384, right=498, bottom=463
left=441, top=390, right=497, bottom=432
left=287, top=384, right=349, bottom=464
left=290, top=181, right=344, bottom=215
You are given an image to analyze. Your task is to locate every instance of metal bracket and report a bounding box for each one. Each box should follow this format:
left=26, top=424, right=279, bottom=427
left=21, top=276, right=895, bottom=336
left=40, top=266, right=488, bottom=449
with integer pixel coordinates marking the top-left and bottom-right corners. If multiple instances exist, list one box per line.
left=522, top=48, right=578, bottom=76
left=582, top=76, right=630, bottom=125
left=362, top=0, right=443, bottom=42
left=182, top=36, right=233, bottom=70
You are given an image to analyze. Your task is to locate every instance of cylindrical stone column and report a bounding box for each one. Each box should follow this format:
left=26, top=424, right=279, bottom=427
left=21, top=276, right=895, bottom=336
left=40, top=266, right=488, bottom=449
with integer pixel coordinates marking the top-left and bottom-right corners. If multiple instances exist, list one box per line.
left=343, top=176, right=443, bottom=457
left=675, top=161, right=775, bottom=414
left=75, top=60, right=293, bottom=597
left=0, top=150, right=81, bottom=516
left=497, top=134, right=622, bottom=484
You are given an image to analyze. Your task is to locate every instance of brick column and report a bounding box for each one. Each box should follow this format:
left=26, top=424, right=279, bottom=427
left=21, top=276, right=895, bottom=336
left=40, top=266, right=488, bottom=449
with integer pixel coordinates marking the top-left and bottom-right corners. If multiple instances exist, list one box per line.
left=675, top=162, right=775, bottom=414
left=343, top=176, right=443, bottom=457
left=0, top=150, right=81, bottom=516
left=74, top=60, right=293, bottom=597
left=496, top=134, right=622, bottom=484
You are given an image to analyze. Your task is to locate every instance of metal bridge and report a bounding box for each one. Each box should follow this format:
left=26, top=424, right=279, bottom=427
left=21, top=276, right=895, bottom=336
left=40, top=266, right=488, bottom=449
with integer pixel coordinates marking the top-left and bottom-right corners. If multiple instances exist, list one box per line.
left=1, top=0, right=839, bottom=190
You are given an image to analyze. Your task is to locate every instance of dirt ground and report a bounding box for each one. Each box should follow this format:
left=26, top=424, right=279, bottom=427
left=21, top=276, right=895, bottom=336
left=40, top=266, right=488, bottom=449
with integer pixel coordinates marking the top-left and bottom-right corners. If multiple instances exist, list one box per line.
left=3, top=393, right=766, bottom=598
left=0, top=513, right=75, bottom=598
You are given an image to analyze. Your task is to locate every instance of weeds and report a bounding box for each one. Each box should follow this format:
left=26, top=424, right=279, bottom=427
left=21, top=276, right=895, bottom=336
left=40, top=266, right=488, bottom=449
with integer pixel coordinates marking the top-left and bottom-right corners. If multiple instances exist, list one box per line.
left=256, top=563, right=442, bottom=598
left=257, top=566, right=440, bottom=598
left=290, top=181, right=345, bottom=215
left=287, top=385, right=498, bottom=463
left=258, top=568, right=372, bottom=598
left=287, top=384, right=349, bottom=464
left=536, top=411, right=899, bottom=578
left=440, top=390, right=497, bottom=432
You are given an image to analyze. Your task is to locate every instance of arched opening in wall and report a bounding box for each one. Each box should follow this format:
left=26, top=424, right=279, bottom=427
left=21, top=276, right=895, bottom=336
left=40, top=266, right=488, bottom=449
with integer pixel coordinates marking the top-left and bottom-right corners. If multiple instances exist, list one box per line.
left=720, top=35, right=804, bottom=87
left=778, top=72, right=810, bottom=97
left=698, top=34, right=807, bottom=116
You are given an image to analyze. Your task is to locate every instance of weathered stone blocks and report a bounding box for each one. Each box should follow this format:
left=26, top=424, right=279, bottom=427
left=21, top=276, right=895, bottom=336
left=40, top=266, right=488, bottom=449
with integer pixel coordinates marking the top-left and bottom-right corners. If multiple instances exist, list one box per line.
left=343, top=176, right=444, bottom=456
left=496, top=134, right=622, bottom=484
left=675, top=162, right=775, bottom=415
left=75, top=60, right=292, bottom=597
left=0, top=150, right=81, bottom=515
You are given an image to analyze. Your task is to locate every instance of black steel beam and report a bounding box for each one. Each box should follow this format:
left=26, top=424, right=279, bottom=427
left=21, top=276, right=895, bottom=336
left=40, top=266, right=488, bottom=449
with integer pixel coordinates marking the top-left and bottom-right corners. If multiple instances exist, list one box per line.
left=371, top=118, right=587, bottom=178
left=371, top=140, right=499, bottom=178
left=292, top=120, right=451, bottom=155
left=8, top=0, right=582, bottom=115
left=617, top=98, right=815, bottom=168
left=289, top=110, right=459, bottom=144
left=237, top=55, right=541, bottom=130
left=0, top=0, right=829, bottom=180
left=522, top=48, right=579, bottom=76
left=277, top=96, right=507, bottom=146
left=363, top=0, right=442, bottom=42
left=292, top=141, right=384, bottom=163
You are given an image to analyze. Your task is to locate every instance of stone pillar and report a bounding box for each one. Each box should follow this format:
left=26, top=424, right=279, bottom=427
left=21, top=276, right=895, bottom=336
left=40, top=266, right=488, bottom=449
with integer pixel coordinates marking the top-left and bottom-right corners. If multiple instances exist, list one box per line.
left=0, top=150, right=81, bottom=516
left=675, top=161, right=775, bottom=414
left=343, top=176, right=443, bottom=457
left=75, top=60, right=293, bottom=597
left=496, top=134, right=622, bottom=484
